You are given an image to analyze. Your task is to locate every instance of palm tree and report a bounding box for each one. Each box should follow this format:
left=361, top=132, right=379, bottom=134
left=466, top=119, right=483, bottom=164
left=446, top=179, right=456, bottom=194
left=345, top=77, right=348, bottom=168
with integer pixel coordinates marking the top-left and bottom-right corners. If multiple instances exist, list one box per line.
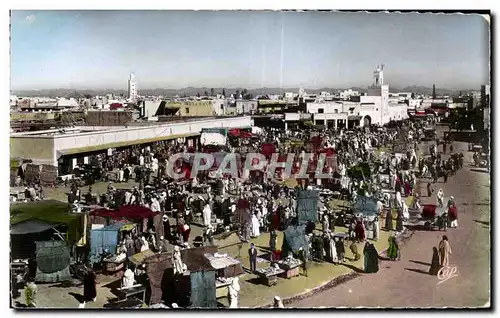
left=210, top=88, right=215, bottom=96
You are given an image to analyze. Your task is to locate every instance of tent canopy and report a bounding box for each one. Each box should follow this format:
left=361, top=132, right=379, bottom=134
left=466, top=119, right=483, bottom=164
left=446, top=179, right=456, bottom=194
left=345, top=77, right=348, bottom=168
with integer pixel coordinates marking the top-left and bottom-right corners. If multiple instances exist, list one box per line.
left=296, top=190, right=319, bottom=224
left=10, top=200, right=82, bottom=243
left=282, top=225, right=307, bottom=257
left=10, top=219, right=57, bottom=235
left=353, top=195, right=379, bottom=216
left=91, top=205, right=156, bottom=220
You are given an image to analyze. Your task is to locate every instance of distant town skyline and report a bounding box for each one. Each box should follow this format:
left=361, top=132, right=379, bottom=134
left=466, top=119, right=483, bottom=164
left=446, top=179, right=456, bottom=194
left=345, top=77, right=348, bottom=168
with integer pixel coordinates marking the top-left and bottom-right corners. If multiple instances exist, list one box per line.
left=11, top=11, right=490, bottom=91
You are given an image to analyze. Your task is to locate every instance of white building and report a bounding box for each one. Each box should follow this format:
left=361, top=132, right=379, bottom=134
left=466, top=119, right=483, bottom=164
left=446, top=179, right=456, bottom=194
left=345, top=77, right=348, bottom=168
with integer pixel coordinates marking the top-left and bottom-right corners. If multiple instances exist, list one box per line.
left=128, top=73, right=138, bottom=100
left=300, top=65, right=407, bottom=128
left=339, top=89, right=360, bottom=100
left=235, top=100, right=258, bottom=114
left=56, top=98, right=79, bottom=108
left=284, top=92, right=296, bottom=100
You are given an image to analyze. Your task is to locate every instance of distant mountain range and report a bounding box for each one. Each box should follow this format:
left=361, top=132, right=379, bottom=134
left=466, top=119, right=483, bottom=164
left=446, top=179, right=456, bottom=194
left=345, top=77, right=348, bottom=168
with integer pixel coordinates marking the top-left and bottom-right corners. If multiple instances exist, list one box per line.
left=12, top=85, right=465, bottom=98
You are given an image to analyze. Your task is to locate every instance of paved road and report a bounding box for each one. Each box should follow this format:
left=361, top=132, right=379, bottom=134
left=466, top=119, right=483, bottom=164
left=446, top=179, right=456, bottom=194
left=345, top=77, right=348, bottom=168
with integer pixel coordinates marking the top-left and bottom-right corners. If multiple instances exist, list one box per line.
left=290, top=134, right=491, bottom=308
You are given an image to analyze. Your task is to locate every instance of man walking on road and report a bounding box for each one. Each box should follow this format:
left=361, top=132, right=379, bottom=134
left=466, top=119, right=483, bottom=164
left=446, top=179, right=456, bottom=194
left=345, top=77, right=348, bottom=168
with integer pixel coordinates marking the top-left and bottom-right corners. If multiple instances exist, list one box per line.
left=438, top=235, right=452, bottom=267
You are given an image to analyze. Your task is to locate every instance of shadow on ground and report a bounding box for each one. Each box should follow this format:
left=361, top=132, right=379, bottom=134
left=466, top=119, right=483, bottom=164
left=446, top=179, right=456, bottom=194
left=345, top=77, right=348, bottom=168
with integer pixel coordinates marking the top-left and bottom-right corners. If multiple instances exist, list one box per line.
left=341, top=263, right=365, bottom=273
left=68, top=292, right=85, bottom=304
left=404, top=268, right=430, bottom=275
left=473, top=220, right=490, bottom=227
left=470, top=168, right=490, bottom=174
left=409, top=260, right=431, bottom=266
left=50, top=280, right=82, bottom=288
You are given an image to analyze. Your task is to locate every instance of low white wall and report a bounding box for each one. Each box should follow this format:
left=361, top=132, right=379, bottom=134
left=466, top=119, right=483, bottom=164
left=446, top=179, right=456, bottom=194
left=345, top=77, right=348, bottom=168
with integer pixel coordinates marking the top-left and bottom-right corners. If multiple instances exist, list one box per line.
left=53, top=116, right=253, bottom=151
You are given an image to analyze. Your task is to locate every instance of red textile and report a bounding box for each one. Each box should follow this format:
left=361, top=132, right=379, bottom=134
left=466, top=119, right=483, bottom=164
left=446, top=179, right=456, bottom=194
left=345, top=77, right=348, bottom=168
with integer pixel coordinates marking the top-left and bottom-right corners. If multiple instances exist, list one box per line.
left=355, top=221, right=366, bottom=241
left=229, top=128, right=241, bottom=137
left=91, top=205, right=156, bottom=220
left=261, top=144, right=276, bottom=159
left=448, top=206, right=458, bottom=220
left=421, top=204, right=437, bottom=218
left=237, top=199, right=250, bottom=210
left=272, top=211, right=280, bottom=230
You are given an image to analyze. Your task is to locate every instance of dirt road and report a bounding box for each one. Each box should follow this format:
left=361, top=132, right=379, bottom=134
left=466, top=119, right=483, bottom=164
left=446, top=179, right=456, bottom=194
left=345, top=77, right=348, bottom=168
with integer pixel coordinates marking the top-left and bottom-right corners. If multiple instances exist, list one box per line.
left=289, top=137, right=491, bottom=308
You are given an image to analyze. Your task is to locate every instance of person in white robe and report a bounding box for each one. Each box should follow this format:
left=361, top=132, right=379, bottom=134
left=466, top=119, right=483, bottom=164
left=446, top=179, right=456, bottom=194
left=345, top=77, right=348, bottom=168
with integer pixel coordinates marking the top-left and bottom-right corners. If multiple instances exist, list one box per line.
left=172, top=246, right=187, bottom=275
left=139, top=155, right=144, bottom=166
left=273, top=296, right=285, bottom=308
left=251, top=213, right=260, bottom=238
left=395, top=191, right=402, bottom=208
left=373, top=216, right=380, bottom=241
left=118, top=169, right=124, bottom=182
left=202, top=202, right=212, bottom=227
left=150, top=197, right=161, bottom=212
left=140, top=236, right=149, bottom=252
left=228, top=277, right=240, bottom=308
left=436, top=189, right=444, bottom=208
left=402, top=201, right=409, bottom=221
left=122, top=267, right=135, bottom=288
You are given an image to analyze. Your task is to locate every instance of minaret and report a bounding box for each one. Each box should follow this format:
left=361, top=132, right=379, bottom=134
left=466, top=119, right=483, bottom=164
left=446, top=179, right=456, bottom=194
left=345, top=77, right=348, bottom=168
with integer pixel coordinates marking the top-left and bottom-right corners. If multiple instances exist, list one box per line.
left=373, top=64, right=384, bottom=87
left=128, top=73, right=138, bottom=100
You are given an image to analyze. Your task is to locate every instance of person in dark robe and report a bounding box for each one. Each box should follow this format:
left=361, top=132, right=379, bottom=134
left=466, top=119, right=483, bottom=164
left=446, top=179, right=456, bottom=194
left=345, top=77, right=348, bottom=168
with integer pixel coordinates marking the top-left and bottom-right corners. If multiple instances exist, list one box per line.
left=248, top=243, right=258, bottom=273
left=363, top=242, right=372, bottom=273
left=163, top=215, right=172, bottom=240
left=427, top=182, right=434, bottom=198
left=272, top=209, right=280, bottom=231
left=385, top=209, right=393, bottom=230
left=369, top=243, right=380, bottom=273
left=334, top=237, right=345, bottom=263
left=83, top=271, right=97, bottom=303
left=396, top=210, right=404, bottom=232
left=125, top=234, right=134, bottom=257
left=329, top=214, right=336, bottom=233
left=429, top=247, right=441, bottom=275
left=354, top=220, right=366, bottom=242
left=269, top=230, right=278, bottom=261
left=297, top=247, right=308, bottom=277
left=134, top=234, right=143, bottom=254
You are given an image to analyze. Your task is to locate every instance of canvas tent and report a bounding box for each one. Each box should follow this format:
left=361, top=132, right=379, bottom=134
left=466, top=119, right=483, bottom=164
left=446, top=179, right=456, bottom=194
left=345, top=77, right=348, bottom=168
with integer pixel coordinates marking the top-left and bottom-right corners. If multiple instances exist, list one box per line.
left=35, top=240, right=71, bottom=283
left=11, top=200, right=83, bottom=244
left=353, top=195, right=379, bottom=216
left=281, top=225, right=307, bottom=258
left=10, top=219, right=65, bottom=260
left=145, top=246, right=217, bottom=307
left=296, top=190, right=319, bottom=224
left=89, top=222, right=127, bottom=264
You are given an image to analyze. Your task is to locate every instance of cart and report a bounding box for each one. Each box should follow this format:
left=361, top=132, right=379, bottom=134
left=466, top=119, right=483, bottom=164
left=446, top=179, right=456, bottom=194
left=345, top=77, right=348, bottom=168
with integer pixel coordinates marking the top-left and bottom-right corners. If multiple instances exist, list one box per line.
left=421, top=204, right=447, bottom=231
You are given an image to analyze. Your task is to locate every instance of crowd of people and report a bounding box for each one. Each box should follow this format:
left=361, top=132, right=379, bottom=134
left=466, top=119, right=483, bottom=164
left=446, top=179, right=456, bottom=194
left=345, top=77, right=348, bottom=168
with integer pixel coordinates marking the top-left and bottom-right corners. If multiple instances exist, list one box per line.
left=12, top=114, right=469, bottom=308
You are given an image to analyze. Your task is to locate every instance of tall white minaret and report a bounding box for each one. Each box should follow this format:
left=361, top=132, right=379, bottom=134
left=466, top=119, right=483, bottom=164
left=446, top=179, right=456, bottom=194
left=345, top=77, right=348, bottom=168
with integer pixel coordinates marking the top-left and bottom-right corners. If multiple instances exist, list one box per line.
left=373, top=64, right=384, bottom=87
left=128, top=73, right=138, bottom=100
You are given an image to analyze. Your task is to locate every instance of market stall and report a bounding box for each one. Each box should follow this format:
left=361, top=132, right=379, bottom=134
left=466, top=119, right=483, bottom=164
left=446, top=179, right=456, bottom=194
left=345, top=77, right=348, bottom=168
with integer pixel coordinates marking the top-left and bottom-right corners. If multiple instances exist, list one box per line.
left=204, top=252, right=244, bottom=299
left=256, top=264, right=285, bottom=286
left=276, top=255, right=302, bottom=279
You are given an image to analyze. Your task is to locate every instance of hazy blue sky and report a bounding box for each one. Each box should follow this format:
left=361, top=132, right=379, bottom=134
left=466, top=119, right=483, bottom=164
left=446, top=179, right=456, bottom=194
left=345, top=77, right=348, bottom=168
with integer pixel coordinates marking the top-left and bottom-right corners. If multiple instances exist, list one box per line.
left=11, top=11, right=489, bottom=90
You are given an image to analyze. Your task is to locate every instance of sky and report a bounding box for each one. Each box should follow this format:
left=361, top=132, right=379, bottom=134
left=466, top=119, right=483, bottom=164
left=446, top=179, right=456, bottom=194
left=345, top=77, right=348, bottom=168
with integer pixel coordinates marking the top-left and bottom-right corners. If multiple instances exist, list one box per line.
left=10, top=11, right=490, bottom=91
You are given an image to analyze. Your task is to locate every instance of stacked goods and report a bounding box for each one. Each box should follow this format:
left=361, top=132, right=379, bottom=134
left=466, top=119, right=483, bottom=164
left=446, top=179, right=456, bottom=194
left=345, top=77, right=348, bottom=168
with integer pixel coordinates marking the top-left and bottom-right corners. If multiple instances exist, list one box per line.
left=40, top=165, right=58, bottom=187
left=24, top=164, right=40, bottom=184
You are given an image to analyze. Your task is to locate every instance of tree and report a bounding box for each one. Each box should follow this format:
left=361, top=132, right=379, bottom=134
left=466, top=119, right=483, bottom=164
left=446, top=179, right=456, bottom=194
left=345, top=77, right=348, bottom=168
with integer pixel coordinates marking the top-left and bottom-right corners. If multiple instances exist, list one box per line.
left=210, top=88, right=214, bottom=96
left=204, top=90, right=209, bottom=96
left=411, top=93, right=415, bottom=99
left=197, top=92, right=201, bottom=98
left=242, top=88, right=248, bottom=97
left=235, top=89, right=240, bottom=99
left=432, top=84, right=436, bottom=99
left=222, top=88, right=226, bottom=97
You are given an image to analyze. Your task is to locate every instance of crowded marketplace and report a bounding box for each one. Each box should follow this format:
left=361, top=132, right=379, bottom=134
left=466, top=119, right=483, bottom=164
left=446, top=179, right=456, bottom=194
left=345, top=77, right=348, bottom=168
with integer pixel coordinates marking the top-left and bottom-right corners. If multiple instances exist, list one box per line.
left=10, top=114, right=469, bottom=309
